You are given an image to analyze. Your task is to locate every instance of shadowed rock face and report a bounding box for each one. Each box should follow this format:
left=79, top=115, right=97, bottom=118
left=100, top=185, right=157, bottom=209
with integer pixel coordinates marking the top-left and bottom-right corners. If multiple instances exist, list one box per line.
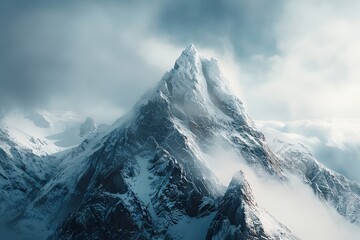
left=47, top=45, right=289, bottom=239
left=0, top=129, right=50, bottom=223
left=49, top=105, right=222, bottom=239
left=206, top=171, right=298, bottom=240
left=2, top=45, right=358, bottom=239
left=272, top=139, right=360, bottom=225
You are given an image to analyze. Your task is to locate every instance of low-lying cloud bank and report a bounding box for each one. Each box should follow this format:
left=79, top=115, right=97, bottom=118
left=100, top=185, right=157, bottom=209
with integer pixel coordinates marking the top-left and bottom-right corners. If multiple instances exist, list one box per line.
left=204, top=144, right=360, bottom=240
left=258, top=119, right=360, bottom=183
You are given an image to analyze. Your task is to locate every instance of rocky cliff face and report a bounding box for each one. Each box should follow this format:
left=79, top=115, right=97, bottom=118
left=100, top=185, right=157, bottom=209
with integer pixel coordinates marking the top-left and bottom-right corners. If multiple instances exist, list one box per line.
left=47, top=44, right=286, bottom=239
left=1, top=45, right=359, bottom=240
left=207, top=171, right=298, bottom=240
left=0, top=128, right=50, bottom=224
left=270, top=138, right=360, bottom=225
left=43, top=45, right=291, bottom=239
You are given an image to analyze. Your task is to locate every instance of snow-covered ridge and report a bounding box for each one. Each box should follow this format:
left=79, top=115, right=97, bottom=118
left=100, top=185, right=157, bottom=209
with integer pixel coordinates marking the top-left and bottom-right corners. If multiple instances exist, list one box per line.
left=30, top=45, right=287, bottom=239
left=0, top=109, right=102, bottom=156
left=261, top=127, right=360, bottom=225
left=1, top=45, right=360, bottom=239
left=136, top=44, right=254, bottom=128
left=207, top=170, right=299, bottom=240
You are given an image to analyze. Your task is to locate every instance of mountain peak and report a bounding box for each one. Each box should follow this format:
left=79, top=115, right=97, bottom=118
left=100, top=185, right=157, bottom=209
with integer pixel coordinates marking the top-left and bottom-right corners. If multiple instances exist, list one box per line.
left=138, top=45, right=252, bottom=125
left=207, top=170, right=299, bottom=240
left=184, top=44, right=197, bottom=55
left=230, top=170, right=246, bottom=187
left=173, top=44, right=200, bottom=71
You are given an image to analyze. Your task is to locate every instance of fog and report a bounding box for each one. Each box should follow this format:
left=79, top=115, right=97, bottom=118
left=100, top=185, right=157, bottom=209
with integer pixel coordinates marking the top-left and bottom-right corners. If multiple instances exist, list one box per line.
left=1, top=1, right=360, bottom=238
left=259, top=119, right=360, bottom=183
left=203, top=144, right=360, bottom=240
left=2, top=1, right=359, bottom=177
left=2, top=0, right=360, bottom=121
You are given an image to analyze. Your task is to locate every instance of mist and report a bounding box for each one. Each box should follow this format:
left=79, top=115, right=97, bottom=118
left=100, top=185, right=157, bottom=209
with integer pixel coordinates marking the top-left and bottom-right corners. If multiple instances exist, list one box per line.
left=259, top=119, right=360, bottom=183
left=1, top=1, right=360, bottom=239
left=2, top=0, right=360, bottom=122
left=203, top=144, right=360, bottom=240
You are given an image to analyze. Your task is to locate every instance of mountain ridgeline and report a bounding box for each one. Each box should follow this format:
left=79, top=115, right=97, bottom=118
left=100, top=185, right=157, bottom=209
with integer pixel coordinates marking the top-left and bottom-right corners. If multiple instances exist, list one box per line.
left=0, top=45, right=359, bottom=239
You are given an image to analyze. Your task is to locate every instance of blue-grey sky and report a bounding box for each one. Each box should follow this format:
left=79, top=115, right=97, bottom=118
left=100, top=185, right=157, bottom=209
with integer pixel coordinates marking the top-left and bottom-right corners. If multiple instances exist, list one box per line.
left=1, top=0, right=360, bottom=122
left=1, top=0, right=280, bottom=116
left=1, top=0, right=360, bottom=185
left=0, top=0, right=360, bottom=182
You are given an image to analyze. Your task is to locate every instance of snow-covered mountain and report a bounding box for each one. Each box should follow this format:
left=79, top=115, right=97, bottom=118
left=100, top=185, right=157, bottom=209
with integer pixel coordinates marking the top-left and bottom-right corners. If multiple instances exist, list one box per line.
left=1, top=45, right=359, bottom=239
left=264, top=132, right=360, bottom=225
left=0, top=127, right=51, bottom=225
left=257, top=119, right=360, bottom=183
left=0, top=109, right=99, bottom=155
left=0, top=110, right=105, bottom=238
left=207, top=171, right=298, bottom=240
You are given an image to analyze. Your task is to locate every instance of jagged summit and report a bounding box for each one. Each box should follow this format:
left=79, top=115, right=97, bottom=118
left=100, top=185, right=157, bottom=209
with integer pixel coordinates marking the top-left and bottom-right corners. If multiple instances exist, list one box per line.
left=185, top=43, right=197, bottom=53
left=23, top=45, right=285, bottom=239
left=181, top=44, right=198, bottom=57
left=130, top=45, right=281, bottom=175
left=174, top=44, right=199, bottom=70
left=136, top=45, right=255, bottom=131
left=9, top=45, right=360, bottom=239
left=207, top=170, right=299, bottom=240
left=229, top=170, right=247, bottom=187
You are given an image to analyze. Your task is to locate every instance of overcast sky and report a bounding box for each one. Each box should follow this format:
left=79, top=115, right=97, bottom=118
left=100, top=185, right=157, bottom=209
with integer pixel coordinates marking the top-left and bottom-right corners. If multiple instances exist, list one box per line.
left=1, top=0, right=360, bottom=122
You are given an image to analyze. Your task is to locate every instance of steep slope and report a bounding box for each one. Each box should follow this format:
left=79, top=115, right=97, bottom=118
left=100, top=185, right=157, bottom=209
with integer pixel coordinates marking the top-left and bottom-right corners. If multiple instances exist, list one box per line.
left=0, top=128, right=51, bottom=229
left=154, top=45, right=283, bottom=177
left=0, top=110, right=103, bottom=238
left=258, top=123, right=360, bottom=225
left=270, top=138, right=360, bottom=225
left=19, top=45, right=290, bottom=239
left=7, top=44, right=358, bottom=239
left=207, top=171, right=298, bottom=240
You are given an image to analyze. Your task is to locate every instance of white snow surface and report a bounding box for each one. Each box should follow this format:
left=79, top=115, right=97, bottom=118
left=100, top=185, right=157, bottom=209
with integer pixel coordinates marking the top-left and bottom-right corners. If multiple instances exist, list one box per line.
left=135, top=44, right=254, bottom=128
left=0, top=109, right=101, bottom=156
left=2, top=45, right=360, bottom=240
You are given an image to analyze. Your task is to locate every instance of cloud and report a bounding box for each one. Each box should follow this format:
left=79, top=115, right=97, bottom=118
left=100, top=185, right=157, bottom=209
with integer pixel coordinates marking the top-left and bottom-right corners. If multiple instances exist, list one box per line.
left=204, top=143, right=360, bottom=240
left=2, top=1, right=359, bottom=177
left=247, top=170, right=360, bottom=240
left=155, top=0, right=284, bottom=57
left=1, top=0, right=360, bottom=123
left=0, top=1, right=180, bottom=119
left=242, top=0, right=360, bottom=120
left=0, top=0, right=284, bottom=119
left=259, top=119, right=360, bottom=183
